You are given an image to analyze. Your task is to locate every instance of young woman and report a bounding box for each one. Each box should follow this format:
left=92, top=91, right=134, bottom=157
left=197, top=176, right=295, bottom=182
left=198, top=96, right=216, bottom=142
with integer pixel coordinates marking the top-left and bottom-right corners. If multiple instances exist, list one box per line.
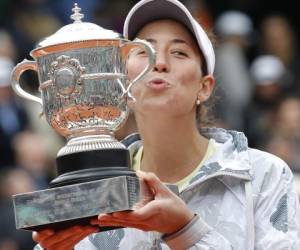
left=33, top=0, right=300, bottom=249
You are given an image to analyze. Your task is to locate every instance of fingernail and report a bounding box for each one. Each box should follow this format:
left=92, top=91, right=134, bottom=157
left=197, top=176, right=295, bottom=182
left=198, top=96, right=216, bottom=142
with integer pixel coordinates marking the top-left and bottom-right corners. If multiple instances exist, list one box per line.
left=98, top=214, right=109, bottom=220
left=90, top=219, right=98, bottom=225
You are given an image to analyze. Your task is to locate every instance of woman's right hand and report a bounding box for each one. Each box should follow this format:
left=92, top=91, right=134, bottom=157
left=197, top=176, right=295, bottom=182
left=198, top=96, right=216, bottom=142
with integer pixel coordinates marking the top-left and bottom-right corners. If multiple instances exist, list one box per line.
left=32, top=225, right=99, bottom=250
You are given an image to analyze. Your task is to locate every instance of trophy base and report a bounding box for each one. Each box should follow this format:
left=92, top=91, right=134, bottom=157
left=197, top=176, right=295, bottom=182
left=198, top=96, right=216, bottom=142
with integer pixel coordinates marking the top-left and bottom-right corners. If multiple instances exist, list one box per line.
left=12, top=148, right=146, bottom=231
left=12, top=176, right=152, bottom=231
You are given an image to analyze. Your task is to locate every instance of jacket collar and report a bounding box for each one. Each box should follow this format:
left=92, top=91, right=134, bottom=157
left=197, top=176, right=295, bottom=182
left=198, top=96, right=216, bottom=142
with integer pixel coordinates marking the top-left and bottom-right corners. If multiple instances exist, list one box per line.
left=123, top=128, right=253, bottom=187
left=186, top=127, right=253, bottom=189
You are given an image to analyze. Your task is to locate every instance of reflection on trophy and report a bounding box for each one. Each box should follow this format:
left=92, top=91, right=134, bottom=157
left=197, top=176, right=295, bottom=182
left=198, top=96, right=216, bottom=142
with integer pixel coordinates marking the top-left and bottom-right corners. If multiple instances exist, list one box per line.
left=11, top=3, right=156, bottom=231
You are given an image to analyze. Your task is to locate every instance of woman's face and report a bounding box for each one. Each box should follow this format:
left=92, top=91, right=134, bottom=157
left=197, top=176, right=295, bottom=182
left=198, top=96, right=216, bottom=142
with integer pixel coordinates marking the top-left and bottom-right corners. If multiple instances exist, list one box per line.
left=127, top=19, right=213, bottom=118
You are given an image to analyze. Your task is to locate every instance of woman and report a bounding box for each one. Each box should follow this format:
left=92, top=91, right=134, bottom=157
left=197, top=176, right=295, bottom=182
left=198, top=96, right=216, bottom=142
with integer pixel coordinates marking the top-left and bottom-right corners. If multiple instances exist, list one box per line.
left=33, top=0, right=300, bottom=249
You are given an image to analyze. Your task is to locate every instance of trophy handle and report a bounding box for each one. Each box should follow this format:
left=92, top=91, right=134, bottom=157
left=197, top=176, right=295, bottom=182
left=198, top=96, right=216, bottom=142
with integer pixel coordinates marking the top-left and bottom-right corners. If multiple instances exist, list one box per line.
left=121, top=38, right=156, bottom=100
left=11, top=59, right=43, bottom=105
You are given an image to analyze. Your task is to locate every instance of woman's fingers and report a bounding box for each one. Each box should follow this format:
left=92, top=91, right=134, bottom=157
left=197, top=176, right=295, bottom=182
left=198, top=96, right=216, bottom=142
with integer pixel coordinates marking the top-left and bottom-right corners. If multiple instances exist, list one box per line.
left=39, top=225, right=82, bottom=247
left=36, top=225, right=98, bottom=249
left=97, top=201, right=160, bottom=224
left=90, top=216, right=149, bottom=231
left=32, top=229, right=55, bottom=243
left=48, top=226, right=98, bottom=250
left=137, top=170, right=174, bottom=196
left=97, top=218, right=151, bottom=231
left=91, top=171, right=178, bottom=225
left=97, top=200, right=159, bottom=221
left=89, top=171, right=192, bottom=234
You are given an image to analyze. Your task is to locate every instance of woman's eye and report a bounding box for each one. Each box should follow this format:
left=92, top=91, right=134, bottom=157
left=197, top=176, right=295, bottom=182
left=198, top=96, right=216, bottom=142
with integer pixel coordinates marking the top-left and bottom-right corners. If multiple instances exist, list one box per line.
left=172, top=50, right=188, bottom=57
left=137, top=50, right=146, bottom=55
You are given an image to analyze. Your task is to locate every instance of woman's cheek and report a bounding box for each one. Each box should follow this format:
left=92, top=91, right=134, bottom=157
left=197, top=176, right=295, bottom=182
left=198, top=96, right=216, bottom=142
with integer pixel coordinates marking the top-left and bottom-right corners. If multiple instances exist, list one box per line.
left=127, top=99, right=136, bottom=110
left=126, top=81, right=142, bottom=110
left=126, top=56, right=147, bottom=81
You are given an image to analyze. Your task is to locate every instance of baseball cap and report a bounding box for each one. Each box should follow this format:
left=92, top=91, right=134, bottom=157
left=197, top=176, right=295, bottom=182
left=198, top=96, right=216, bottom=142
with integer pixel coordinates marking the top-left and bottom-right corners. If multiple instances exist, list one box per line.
left=123, top=0, right=215, bottom=75
left=215, top=11, right=253, bottom=38
left=250, top=55, right=285, bottom=85
left=0, top=56, right=14, bottom=87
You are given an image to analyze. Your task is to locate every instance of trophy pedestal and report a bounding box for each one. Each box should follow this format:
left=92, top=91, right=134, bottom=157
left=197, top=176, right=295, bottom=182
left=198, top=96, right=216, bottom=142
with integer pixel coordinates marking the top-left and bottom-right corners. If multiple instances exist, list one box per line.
left=13, top=175, right=152, bottom=231
left=12, top=147, right=151, bottom=231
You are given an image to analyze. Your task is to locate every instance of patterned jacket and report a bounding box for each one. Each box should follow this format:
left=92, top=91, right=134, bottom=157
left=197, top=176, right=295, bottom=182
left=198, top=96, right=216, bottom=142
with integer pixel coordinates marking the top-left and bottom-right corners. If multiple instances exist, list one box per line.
left=36, top=128, right=300, bottom=249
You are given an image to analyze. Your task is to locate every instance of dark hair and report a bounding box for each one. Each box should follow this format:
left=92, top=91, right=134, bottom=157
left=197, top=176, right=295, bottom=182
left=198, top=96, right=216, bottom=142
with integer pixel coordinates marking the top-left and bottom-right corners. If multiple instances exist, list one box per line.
left=196, top=89, right=218, bottom=128
left=196, top=30, right=217, bottom=129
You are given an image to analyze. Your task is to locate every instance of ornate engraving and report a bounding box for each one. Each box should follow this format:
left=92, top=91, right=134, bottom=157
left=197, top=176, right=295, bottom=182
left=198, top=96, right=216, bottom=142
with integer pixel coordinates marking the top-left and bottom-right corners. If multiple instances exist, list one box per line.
left=48, top=55, right=85, bottom=99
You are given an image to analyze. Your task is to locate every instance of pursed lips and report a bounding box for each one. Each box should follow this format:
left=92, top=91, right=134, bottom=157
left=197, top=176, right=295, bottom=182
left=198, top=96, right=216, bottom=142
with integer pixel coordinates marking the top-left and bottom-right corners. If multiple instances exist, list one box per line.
left=146, top=78, right=171, bottom=90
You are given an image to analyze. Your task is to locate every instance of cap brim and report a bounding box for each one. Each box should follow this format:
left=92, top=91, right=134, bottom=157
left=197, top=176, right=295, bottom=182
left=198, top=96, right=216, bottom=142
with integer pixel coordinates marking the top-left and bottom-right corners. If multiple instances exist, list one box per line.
left=125, top=0, right=194, bottom=40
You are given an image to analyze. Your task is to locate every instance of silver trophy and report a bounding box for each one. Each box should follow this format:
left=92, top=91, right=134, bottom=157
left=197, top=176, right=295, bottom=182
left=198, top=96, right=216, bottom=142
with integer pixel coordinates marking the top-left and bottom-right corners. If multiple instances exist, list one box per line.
left=11, top=4, right=156, bottom=231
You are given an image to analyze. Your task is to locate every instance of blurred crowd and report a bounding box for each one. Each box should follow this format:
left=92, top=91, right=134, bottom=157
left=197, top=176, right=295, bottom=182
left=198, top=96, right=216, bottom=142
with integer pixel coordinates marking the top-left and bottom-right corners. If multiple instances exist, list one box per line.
left=0, top=0, right=300, bottom=249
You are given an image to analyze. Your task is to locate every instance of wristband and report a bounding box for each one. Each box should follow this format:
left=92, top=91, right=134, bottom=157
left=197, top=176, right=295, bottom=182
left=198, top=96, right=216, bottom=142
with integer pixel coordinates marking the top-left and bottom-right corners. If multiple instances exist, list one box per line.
left=162, top=214, right=211, bottom=249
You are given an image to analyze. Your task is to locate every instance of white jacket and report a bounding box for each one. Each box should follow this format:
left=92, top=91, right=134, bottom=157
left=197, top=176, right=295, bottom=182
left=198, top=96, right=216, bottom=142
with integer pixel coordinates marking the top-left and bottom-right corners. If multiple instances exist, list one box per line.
left=37, top=128, right=300, bottom=249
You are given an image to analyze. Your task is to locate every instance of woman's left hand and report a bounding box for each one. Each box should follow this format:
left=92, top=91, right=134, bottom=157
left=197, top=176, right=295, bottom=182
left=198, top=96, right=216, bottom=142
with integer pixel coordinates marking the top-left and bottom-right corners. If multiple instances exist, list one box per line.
left=90, top=170, right=194, bottom=235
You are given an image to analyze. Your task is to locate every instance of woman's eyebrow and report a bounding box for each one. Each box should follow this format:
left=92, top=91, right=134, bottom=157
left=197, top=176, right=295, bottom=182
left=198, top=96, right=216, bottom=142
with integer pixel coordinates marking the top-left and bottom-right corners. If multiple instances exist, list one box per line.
left=143, top=38, right=189, bottom=46
left=171, top=38, right=188, bottom=45
left=145, top=38, right=157, bottom=44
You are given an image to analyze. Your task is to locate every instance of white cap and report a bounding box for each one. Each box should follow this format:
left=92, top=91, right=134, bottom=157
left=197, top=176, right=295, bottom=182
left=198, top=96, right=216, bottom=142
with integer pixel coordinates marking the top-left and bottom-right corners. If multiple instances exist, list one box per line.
left=0, top=56, right=14, bottom=87
left=123, top=0, right=215, bottom=75
left=250, top=55, right=285, bottom=85
left=215, top=11, right=252, bottom=37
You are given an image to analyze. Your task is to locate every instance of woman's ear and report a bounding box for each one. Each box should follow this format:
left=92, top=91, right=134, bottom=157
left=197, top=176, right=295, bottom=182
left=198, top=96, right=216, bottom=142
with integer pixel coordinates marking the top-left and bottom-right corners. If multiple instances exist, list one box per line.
left=197, top=75, right=215, bottom=102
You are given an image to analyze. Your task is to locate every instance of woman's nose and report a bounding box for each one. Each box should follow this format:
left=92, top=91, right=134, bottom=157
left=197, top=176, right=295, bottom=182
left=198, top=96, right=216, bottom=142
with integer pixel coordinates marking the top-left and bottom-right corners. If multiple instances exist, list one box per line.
left=153, top=51, right=169, bottom=72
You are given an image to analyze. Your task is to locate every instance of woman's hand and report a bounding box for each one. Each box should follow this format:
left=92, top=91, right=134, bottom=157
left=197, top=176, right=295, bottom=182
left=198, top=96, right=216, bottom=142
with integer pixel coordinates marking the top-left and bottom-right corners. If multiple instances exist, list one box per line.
left=91, top=171, right=194, bottom=235
left=32, top=225, right=98, bottom=250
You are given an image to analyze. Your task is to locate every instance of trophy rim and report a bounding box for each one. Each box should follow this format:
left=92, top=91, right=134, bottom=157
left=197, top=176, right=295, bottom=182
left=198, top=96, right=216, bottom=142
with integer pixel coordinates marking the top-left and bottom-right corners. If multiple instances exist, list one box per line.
left=30, top=39, right=131, bottom=58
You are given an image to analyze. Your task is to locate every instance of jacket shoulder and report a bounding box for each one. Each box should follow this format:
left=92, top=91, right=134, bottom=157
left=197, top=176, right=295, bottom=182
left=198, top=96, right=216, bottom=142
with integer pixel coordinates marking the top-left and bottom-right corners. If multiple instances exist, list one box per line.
left=248, top=148, right=290, bottom=175
left=247, top=148, right=294, bottom=194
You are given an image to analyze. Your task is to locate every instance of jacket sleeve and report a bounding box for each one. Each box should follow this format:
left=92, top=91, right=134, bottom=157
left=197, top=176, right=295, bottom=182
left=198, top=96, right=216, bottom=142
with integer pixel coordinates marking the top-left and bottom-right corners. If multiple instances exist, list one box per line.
left=163, top=154, right=300, bottom=250
left=162, top=214, right=233, bottom=250
left=251, top=155, right=300, bottom=250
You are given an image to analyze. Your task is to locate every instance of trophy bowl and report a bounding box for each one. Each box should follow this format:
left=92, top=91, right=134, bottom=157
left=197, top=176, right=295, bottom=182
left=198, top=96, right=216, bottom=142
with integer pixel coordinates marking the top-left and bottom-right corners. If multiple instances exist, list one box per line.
left=11, top=3, right=156, bottom=231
